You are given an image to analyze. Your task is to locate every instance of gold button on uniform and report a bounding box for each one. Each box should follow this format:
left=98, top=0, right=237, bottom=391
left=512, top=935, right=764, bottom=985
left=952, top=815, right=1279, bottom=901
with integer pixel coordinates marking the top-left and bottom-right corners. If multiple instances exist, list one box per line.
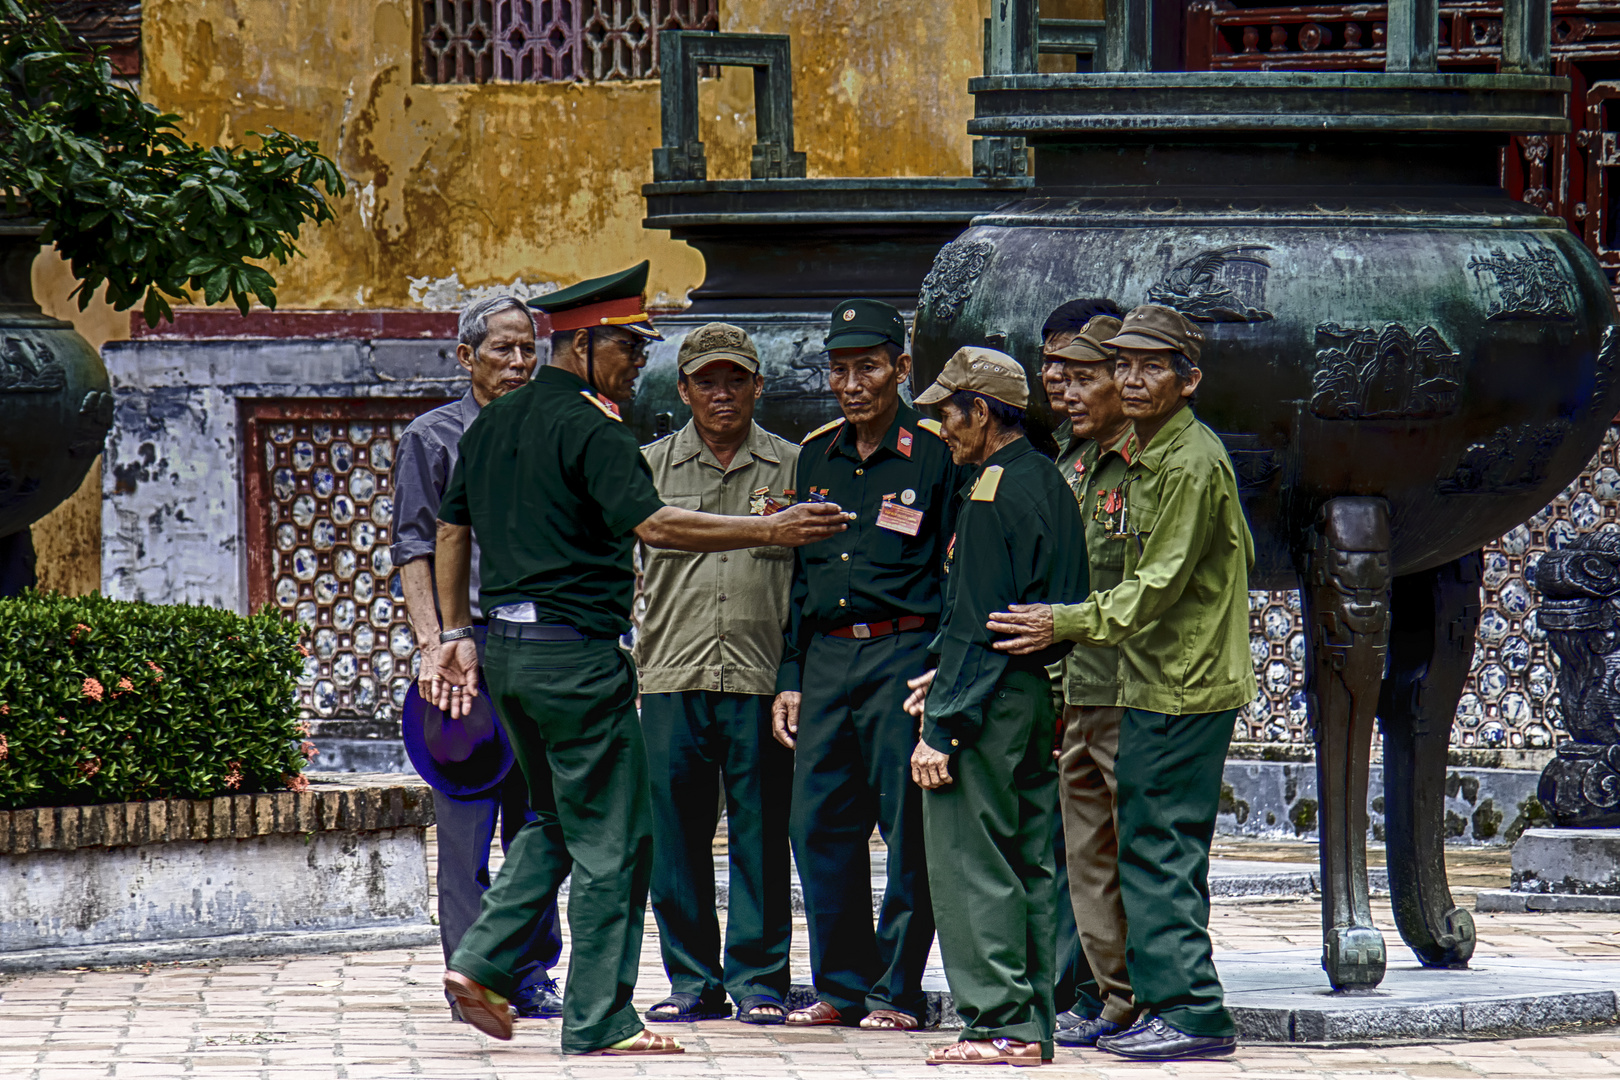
left=951, top=739, right=959, bottom=746
left=841, top=553, right=850, bottom=561
left=839, top=598, right=847, bottom=607
left=855, top=468, right=864, bottom=476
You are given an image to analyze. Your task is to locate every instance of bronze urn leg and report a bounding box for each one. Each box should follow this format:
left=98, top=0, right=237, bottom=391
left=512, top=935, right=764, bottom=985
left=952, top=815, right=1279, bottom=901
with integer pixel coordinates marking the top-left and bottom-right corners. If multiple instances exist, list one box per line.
left=1303, top=497, right=1391, bottom=990
left=1376, top=552, right=1480, bottom=969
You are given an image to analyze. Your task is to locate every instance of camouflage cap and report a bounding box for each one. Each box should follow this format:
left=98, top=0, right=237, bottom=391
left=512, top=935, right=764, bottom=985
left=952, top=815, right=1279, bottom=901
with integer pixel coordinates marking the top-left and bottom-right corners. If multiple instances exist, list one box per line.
left=1103, top=304, right=1204, bottom=364
left=677, top=322, right=760, bottom=375
left=914, top=346, right=1029, bottom=409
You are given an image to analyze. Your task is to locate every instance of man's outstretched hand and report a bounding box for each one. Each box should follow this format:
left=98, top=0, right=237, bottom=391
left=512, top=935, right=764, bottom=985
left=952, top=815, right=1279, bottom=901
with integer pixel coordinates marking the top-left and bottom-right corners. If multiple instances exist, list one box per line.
left=769, top=502, right=852, bottom=547
left=427, top=638, right=480, bottom=718
left=988, top=603, right=1056, bottom=655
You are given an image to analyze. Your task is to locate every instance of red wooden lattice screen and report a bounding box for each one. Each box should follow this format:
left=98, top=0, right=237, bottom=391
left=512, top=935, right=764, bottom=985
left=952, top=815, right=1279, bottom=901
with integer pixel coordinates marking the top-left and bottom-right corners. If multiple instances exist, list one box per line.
left=242, top=399, right=452, bottom=722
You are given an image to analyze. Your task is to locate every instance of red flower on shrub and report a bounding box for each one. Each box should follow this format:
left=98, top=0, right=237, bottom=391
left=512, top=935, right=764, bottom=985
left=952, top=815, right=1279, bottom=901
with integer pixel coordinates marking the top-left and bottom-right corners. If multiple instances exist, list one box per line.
left=82, top=677, right=104, bottom=702
left=145, top=660, right=164, bottom=682
left=115, top=677, right=134, bottom=696
left=70, top=623, right=91, bottom=643
left=284, top=773, right=310, bottom=793
left=223, top=761, right=243, bottom=790
left=1, top=703, right=9, bottom=715
left=300, top=740, right=319, bottom=761
left=297, top=643, right=311, bottom=658
left=77, top=757, right=102, bottom=779
left=0, top=733, right=8, bottom=762
left=294, top=720, right=310, bottom=737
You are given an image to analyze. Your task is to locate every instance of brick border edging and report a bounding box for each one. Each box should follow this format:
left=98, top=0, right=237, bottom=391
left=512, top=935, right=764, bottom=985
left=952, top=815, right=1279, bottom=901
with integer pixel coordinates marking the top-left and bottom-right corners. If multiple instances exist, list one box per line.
left=0, top=772, right=434, bottom=856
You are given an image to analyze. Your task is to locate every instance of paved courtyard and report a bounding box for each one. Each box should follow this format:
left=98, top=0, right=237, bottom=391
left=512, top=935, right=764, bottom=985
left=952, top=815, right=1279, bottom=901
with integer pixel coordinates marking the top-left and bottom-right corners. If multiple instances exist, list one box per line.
left=3, top=834, right=1619, bottom=1078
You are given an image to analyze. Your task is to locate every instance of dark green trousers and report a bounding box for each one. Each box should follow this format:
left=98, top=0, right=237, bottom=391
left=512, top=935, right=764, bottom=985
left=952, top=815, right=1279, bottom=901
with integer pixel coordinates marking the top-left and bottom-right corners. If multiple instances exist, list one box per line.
left=791, top=630, right=936, bottom=1021
left=449, top=636, right=653, bottom=1055
left=923, top=668, right=1058, bottom=1057
left=641, top=691, right=793, bottom=1005
left=1115, top=707, right=1238, bottom=1038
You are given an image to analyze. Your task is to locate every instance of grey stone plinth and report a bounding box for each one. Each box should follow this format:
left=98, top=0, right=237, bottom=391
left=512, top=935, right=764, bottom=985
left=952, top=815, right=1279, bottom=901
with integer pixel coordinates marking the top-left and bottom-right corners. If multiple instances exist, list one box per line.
left=1475, top=889, right=1620, bottom=913
left=0, top=774, right=435, bottom=972
left=1213, top=951, right=1619, bottom=1042
left=1510, top=827, right=1620, bottom=896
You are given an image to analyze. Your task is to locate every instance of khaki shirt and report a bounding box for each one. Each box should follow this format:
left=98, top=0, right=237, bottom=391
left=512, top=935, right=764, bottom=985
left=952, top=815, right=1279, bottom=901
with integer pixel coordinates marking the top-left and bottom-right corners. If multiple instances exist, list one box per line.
left=1051, top=406, right=1258, bottom=715
left=1061, top=429, right=1133, bottom=708
left=636, top=420, right=800, bottom=696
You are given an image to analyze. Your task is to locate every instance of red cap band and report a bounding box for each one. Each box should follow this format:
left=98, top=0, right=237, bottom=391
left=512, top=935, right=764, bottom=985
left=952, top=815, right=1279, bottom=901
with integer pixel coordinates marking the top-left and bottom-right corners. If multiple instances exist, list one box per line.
left=548, top=296, right=644, bottom=333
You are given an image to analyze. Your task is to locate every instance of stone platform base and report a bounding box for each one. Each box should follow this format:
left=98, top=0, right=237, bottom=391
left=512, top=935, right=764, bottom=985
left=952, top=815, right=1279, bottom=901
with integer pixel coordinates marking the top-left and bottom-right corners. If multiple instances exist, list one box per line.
left=1474, top=827, right=1620, bottom=912
left=0, top=922, right=439, bottom=973
left=818, top=951, right=1620, bottom=1040
left=1476, top=889, right=1620, bottom=912
left=1221, top=950, right=1620, bottom=1042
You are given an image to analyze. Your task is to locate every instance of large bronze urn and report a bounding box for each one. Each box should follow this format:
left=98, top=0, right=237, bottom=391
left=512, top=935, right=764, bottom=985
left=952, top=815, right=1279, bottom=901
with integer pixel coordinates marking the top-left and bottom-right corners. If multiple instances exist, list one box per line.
left=911, top=8, right=1617, bottom=990
left=0, top=224, right=112, bottom=551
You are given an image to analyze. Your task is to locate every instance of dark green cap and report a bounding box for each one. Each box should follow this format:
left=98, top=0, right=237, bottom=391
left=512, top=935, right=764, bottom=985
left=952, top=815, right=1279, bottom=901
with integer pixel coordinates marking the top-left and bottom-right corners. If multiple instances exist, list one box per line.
left=529, top=260, right=662, bottom=340
left=825, top=298, right=907, bottom=351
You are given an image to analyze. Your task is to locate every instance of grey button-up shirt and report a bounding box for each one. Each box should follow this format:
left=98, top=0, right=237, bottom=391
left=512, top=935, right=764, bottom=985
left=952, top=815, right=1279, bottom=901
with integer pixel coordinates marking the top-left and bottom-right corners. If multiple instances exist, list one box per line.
left=635, top=420, right=799, bottom=696
left=391, top=391, right=483, bottom=619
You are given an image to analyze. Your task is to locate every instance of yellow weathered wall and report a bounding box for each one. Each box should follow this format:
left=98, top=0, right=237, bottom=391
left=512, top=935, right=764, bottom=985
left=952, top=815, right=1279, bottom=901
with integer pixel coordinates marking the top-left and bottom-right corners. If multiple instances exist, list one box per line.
left=138, top=0, right=1007, bottom=308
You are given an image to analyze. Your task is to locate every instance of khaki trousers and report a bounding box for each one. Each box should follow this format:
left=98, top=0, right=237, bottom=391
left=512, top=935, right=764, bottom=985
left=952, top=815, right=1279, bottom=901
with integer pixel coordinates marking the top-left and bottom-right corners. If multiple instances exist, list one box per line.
left=1057, top=704, right=1135, bottom=1026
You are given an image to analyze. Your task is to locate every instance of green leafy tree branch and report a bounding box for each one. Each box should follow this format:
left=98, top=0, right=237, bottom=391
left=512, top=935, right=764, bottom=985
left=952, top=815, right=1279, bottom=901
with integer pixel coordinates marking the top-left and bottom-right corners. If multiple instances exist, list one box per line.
left=1, top=0, right=346, bottom=325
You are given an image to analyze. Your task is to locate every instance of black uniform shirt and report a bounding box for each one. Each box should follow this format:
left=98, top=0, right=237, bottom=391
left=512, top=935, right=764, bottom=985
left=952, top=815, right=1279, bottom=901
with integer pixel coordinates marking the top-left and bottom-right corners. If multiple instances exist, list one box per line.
left=922, top=437, right=1089, bottom=753
left=776, top=402, right=972, bottom=693
left=439, top=365, right=666, bottom=637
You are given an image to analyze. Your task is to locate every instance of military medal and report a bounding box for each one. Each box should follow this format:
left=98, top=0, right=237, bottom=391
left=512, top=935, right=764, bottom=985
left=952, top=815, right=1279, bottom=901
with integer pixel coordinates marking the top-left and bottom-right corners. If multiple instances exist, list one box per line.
left=750, top=486, right=771, bottom=515
left=901, top=488, right=916, bottom=505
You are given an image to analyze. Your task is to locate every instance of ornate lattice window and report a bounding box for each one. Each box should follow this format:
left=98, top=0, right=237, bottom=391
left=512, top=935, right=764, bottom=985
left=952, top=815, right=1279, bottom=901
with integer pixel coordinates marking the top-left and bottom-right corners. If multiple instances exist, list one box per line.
left=243, top=400, right=452, bottom=724
left=420, top=0, right=719, bottom=85
left=1238, top=425, right=1620, bottom=751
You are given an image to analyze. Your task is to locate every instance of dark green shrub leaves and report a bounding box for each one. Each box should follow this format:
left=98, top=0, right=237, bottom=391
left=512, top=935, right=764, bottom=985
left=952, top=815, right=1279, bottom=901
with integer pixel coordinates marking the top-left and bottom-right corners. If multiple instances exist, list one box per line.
left=0, top=592, right=306, bottom=810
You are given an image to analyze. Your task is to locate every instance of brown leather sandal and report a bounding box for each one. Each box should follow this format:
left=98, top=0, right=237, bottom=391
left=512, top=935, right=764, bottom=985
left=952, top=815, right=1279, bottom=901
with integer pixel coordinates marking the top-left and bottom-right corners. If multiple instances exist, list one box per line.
left=926, top=1038, right=1049, bottom=1066
left=586, top=1029, right=684, bottom=1056
left=442, top=971, right=513, bottom=1041
left=860, top=1008, right=920, bottom=1031
left=784, top=1000, right=843, bottom=1026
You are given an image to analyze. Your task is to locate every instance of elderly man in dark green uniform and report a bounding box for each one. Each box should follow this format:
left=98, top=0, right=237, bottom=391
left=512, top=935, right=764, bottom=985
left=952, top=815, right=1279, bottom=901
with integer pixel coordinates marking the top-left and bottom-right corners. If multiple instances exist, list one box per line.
left=425, top=262, right=851, bottom=1058
left=1048, top=309, right=1141, bottom=1049
left=773, top=299, right=970, bottom=1031
left=901, top=346, right=1087, bottom=1066
left=990, top=304, right=1256, bottom=1062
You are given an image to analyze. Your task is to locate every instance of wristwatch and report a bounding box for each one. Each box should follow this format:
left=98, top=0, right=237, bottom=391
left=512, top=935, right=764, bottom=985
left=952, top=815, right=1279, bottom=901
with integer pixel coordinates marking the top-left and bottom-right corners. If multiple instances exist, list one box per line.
left=439, top=626, right=476, bottom=643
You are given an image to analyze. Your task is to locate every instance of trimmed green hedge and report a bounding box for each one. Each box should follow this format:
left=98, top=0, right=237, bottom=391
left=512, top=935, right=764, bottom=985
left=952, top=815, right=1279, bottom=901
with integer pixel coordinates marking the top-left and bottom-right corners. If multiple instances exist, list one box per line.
left=0, top=592, right=308, bottom=810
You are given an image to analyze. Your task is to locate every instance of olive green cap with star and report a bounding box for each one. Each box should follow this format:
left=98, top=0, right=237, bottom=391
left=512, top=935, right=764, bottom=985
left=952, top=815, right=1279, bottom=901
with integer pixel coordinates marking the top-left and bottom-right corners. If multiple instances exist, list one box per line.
left=824, top=298, right=907, bottom=351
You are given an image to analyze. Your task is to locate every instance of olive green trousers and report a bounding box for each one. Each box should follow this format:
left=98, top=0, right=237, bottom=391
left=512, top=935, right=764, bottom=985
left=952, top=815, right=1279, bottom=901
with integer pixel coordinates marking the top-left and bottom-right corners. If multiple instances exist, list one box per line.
left=1115, top=707, right=1238, bottom=1038
left=923, top=668, right=1057, bottom=1057
left=448, top=636, right=653, bottom=1055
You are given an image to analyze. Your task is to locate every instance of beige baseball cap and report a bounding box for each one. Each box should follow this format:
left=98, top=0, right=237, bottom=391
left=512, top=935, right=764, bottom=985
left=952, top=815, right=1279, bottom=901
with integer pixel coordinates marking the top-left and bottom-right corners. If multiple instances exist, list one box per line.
left=914, top=346, right=1030, bottom=409
left=677, top=322, right=761, bottom=375
left=1103, top=304, right=1205, bottom=364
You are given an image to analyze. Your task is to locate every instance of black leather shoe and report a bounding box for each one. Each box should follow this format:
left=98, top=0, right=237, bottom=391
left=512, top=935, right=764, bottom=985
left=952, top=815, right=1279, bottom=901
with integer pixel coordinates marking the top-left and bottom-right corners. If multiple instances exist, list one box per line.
left=511, top=978, right=564, bottom=1020
left=1054, top=1009, right=1085, bottom=1031
left=1054, top=1016, right=1121, bottom=1048
left=1096, top=1016, right=1236, bottom=1060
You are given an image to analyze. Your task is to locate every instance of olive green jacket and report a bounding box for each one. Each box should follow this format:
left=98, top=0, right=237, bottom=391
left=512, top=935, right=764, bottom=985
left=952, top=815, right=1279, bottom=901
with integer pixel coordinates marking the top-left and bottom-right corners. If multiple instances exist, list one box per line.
left=1061, top=429, right=1132, bottom=708
left=1051, top=406, right=1258, bottom=715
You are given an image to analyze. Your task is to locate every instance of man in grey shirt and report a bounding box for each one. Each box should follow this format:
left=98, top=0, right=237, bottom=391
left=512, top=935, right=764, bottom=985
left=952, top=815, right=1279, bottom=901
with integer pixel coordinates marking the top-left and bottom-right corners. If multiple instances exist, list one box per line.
left=392, top=295, right=562, bottom=1022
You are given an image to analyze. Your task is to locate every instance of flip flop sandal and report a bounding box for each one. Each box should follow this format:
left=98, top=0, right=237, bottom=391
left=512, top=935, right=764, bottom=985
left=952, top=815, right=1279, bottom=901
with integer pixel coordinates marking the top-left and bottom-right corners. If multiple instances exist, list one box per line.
left=860, top=1008, right=920, bottom=1031
left=643, top=992, right=732, bottom=1023
left=442, top=971, right=513, bottom=1042
left=926, top=1038, right=1049, bottom=1067
left=784, top=1000, right=844, bottom=1026
left=736, top=994, right=788, bottom=1026
left=587, top=1030, right=685, bottom=1056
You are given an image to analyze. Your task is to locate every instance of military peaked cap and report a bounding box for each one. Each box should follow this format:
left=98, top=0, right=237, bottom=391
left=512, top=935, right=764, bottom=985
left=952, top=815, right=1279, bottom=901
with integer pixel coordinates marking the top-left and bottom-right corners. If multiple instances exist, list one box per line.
left=529, top=260, right=663, bottom=340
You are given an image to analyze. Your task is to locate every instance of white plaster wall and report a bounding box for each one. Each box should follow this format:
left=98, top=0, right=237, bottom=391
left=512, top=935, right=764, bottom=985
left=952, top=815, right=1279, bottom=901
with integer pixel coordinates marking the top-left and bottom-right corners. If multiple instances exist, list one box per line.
left=100, top=339, right=466, bottom=611
left=0, top=828, right=428, bottom=951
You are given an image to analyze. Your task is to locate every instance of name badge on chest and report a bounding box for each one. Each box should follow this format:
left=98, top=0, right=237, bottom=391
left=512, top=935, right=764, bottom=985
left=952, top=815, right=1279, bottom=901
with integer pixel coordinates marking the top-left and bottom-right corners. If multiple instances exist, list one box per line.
left=877, top=498, right=924, bottom=537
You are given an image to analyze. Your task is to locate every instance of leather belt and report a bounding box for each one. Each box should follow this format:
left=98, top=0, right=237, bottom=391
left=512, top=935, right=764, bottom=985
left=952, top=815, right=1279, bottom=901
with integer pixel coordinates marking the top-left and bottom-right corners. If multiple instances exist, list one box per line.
left=490, top=620, right=587, bottom=643
left=828, top=615, right=929, bottom=640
